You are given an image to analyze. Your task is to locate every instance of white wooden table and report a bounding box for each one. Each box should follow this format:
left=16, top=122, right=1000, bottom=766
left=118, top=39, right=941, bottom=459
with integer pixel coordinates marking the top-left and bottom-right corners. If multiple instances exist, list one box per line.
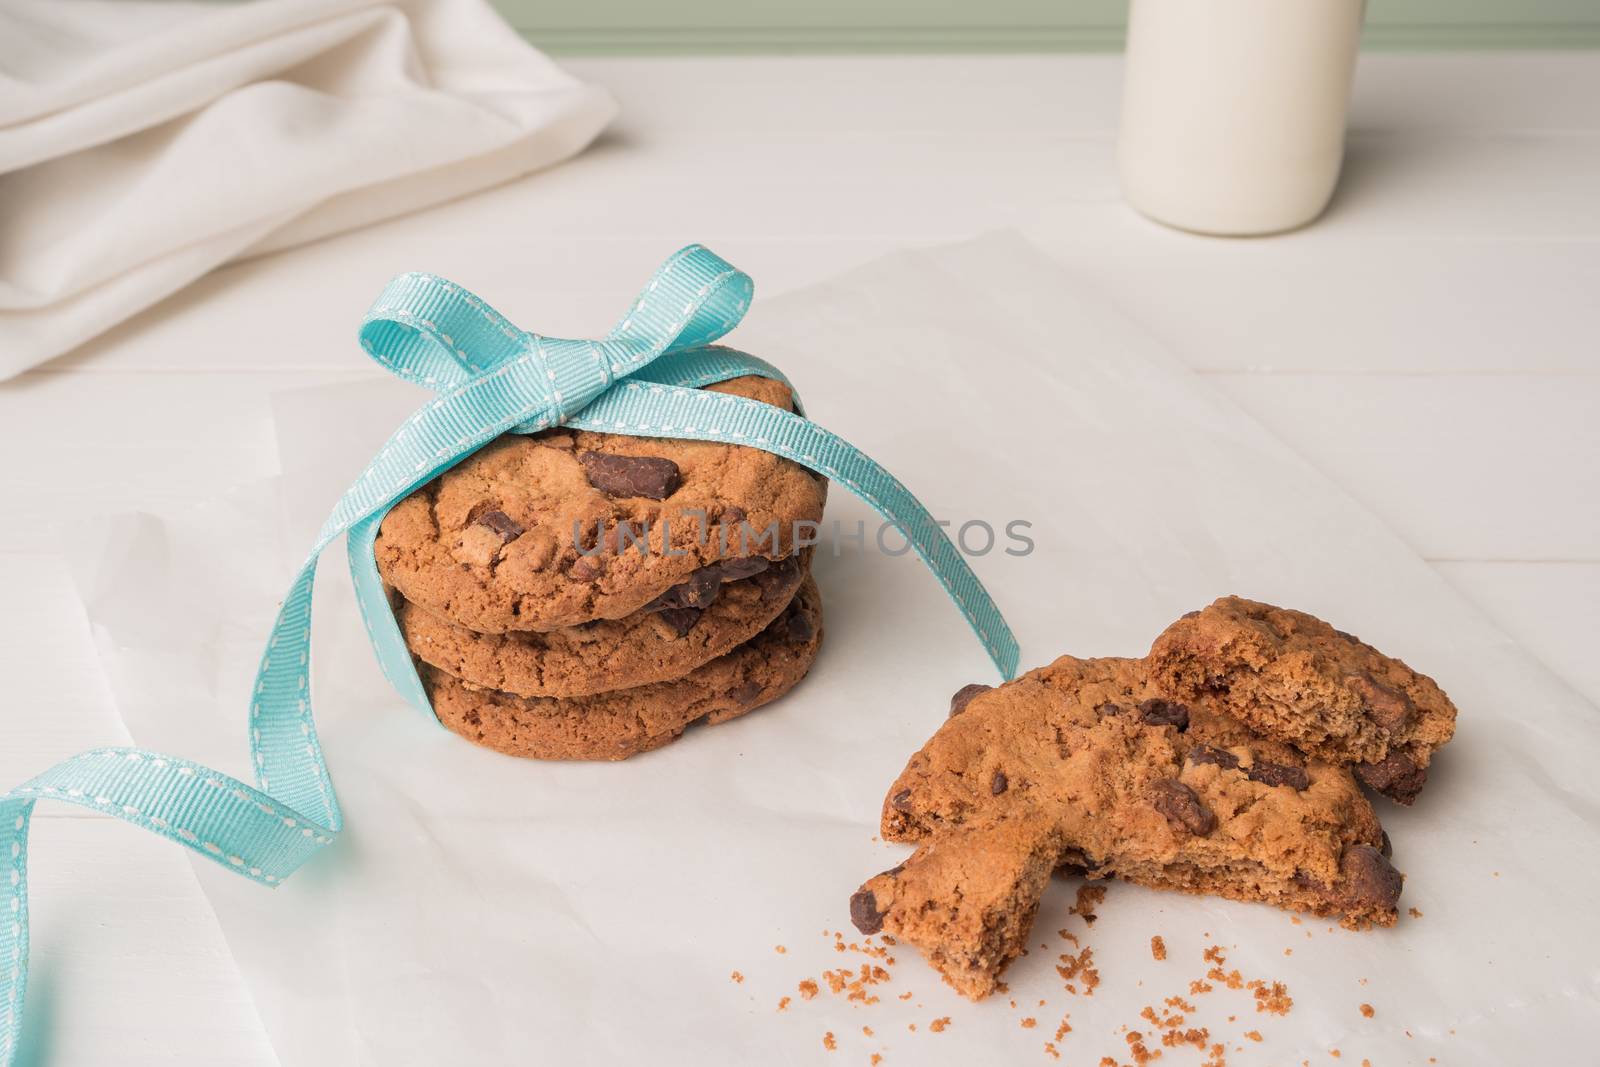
left=1, top=52, right=1596, bottom=1064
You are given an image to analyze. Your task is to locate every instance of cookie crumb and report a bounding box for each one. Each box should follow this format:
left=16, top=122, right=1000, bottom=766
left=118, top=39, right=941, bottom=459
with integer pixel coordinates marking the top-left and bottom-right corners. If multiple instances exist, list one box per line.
left=1409, top=907, right=1423, bottom=918
left=870, top=1056, right=882, bottom=1066
left=775, top=945, right=787, bottom=953
left=730, top=971, right=744, bottom=984
left=1150, top=936, right=1167, bottom=961
left=1070, top=884, right=1107, bottom=925
left=1330, top=1050, right=1341, bottom=1059
left=1056, top=945, right=1100, bottom=995
left=1021, top=1018, right=1037, bottom=1029
left=930, top=1017, right=952, bottom=1033
left=822, top=1032, right=836, bottom=1051
left=1245, top=1031, right=1263, bottom=1042
left=1359, top=1003, right=1374, bottom=1018
left=777, top=996, right=791, bottom=1012
left=799, top=979, right=820, bottom=1000
left=862, top=1026, right=874, bottom=1037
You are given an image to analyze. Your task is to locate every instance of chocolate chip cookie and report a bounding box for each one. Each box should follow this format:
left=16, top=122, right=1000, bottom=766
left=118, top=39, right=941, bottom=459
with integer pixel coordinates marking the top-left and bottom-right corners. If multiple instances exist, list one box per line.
left=1146, top=596, right=1458, bottom=803
left=423, top=576, right=822, bottom=760
left=375, top=376, right=827, bottom=633
left=853, top=656, right=1397, bottom=999
left=398, top=553, right=807, bottom=698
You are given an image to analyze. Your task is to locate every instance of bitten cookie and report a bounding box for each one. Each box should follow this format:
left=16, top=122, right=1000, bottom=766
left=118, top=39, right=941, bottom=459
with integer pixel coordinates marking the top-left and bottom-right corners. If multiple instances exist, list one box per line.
left=376, top=376, right=827, bottom=633
left=423, top=576, right=823, bottom=760
left=1146, top=596, right=1458, bottom=803
left=853, top=656, right=1397, bottom=1000
left=398, top=552, right=807, bottom=698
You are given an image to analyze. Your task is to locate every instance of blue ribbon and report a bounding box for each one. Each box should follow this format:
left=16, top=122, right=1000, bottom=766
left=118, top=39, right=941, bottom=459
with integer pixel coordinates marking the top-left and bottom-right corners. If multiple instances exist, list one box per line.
left=0, top=246, right=1017, bottom=1062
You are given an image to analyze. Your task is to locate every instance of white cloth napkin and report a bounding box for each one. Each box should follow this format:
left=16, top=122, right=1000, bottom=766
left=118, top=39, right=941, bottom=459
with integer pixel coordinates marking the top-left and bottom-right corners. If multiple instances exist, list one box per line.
left=0, top=0, right=617, bottom=377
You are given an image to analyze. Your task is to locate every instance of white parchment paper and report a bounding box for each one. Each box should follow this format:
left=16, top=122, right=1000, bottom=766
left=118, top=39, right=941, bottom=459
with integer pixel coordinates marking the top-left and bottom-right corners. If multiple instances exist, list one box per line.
left=70, top=235, right=1600, bottom=1065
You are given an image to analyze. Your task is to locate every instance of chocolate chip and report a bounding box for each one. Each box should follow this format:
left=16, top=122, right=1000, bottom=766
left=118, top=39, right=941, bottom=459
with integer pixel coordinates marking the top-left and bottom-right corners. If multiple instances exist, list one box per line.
left=991, top=771, right=1008, bottom=795
left=786, top=608, right=816, bottom=643
left=656, top=607, right=703, bottom=636
left=566, top=554, right=604, bottom=581
left=1353, top=751, right=1427, bottom=805
left=949, top=683, right=992, bottom=717
left=579, top=451, right=681, bottom=500
left=850, top=888, right=886, bottom=935
left=1095, top=702, right=1125, bottom=717
left=648, top=567, right=724, bottom=612
left=1138, top=698, right=1189, bottom=730
left=1339, top=844, right=1403, bottom=910
left=1246, top=760, right=1310, bottom=791
left=728, top=680, right=764, bottom=706
left=1149, top=778, right=1216, bottom=835
left=472, top=508, right=524, bottom=544
left=890, top=789, right=913, bottom=813
left=1345, top=671, right=1414, bottom=731
left=1380, top=831, right=1393, bottom=859
left=717, top=556, right=770, bottom=582
left=1187, top=744, right=1240, bottom=771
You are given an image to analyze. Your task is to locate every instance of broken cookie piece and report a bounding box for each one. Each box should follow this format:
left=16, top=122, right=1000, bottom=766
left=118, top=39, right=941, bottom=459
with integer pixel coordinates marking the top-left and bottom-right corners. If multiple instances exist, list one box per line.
left=1146, top=596, right=1457, bottom=803
left=856, top=656, right=1399, bottom=1000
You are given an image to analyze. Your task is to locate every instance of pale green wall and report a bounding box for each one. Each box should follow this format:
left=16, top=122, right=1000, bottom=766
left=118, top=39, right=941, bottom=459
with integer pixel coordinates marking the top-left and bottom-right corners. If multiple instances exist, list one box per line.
left=495, top=0, right=1600, bottom=53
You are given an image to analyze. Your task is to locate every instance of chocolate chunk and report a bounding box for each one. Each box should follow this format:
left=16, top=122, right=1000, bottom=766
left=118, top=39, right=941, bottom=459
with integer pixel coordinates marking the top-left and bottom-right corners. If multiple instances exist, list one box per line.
left=1346, top=671, right=1414, bottom=731
left=786, top=607, right=816, bottom=643
left=718, top=506, right=747, bottom=526
left=1138, top=698, right=1190, bottom=731
left=1380, top=830, right=1393, bottom=859
left=472, top=509, right=524, bottom=544
left=717, top=556, right=771, bottom=582
left=1246, top=760, right=1310, bottom=791
left=727, top=680, right=764, bottom=706
left=1187, top=744, right=1240, bottom=771
left=1095, top=702, right=1125, bottom=717
left=566, top=554, right=604, bottom=581
left=656, top=607, right=703, bottom=637
left=579, top=451, right=681, bottom=500
left=750, top=555, right=799, bottom=596
left=850, top=888, right=886, bottom=935
left=991, top=771, right=1008, bottom=796
left=1149, top=778, right=1216, bottom=835
left=648, top=567, right=724, bottom=612
left=890, top=789, right=913, bottom=813
left=1353, top=751, right=1427, bottom=805
left=1339, top=845, right=1403, bottom=910
left=949, top=683, right=992, bottom=717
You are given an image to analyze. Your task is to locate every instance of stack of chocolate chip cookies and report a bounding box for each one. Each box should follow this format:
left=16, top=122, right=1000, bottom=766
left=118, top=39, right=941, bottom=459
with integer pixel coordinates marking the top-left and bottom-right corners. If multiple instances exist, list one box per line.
left=373, top=376, right=827, bottom=760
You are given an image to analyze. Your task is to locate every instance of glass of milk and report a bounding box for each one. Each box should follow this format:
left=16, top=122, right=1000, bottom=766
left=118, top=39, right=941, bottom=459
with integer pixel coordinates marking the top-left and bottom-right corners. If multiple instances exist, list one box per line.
left=1117, top=0, right=1367, bottom=236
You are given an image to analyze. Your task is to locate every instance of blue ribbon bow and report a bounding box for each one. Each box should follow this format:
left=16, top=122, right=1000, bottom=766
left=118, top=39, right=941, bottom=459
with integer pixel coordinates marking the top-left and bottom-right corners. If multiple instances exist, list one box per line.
left=0, top=246, right=1017, bottom=1063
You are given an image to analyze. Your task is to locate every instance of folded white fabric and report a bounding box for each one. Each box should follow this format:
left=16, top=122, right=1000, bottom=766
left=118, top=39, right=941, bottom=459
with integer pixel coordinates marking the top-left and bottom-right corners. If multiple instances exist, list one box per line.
left=0, top=0, right=617, bottom=377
